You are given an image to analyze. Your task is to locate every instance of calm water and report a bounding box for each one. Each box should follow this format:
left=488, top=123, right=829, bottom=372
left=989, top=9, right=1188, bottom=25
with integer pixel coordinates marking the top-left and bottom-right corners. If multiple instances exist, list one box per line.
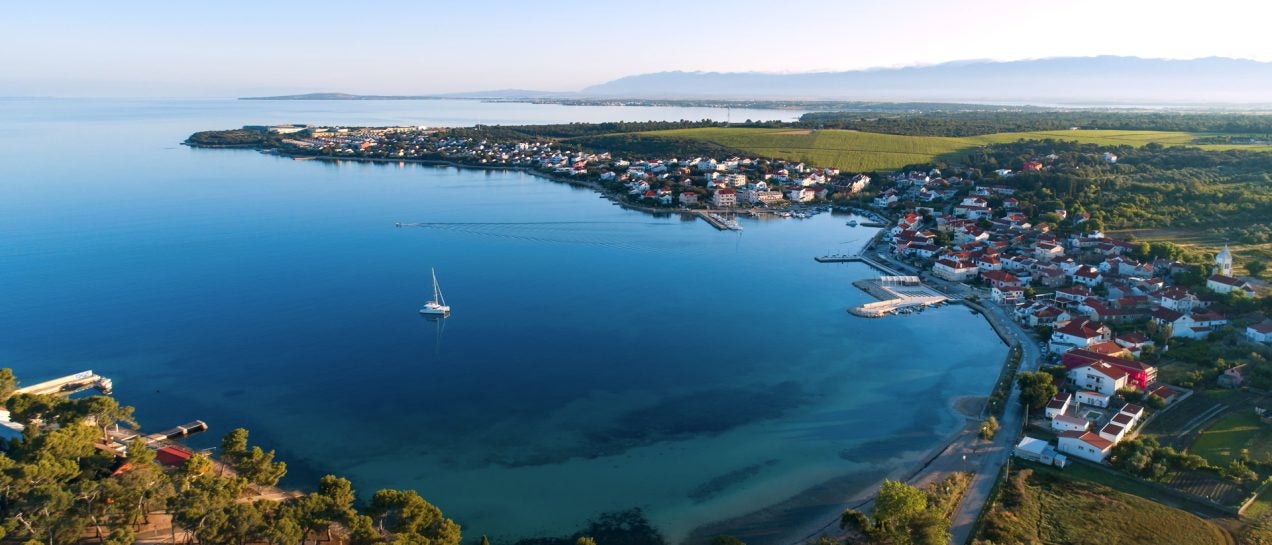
left=0, top=99, right=1005, bottom=544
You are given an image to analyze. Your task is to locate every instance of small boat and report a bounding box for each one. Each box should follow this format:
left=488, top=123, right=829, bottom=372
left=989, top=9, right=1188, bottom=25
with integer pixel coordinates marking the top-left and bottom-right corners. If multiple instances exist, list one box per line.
left=846, top=220, right=858, bottom=227
left=419, top=268, right=451, bottom=316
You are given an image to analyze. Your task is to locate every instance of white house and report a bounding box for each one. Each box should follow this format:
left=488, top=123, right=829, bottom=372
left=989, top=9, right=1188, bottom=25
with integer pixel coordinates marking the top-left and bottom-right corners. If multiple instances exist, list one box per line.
left=992, top=286, right=1026, bottom=305
left=1050, top=319, right=1112, bottom=353
left=1207, top=274, right=1255, bottom=296
left=787, top=186, right=816, bottom=203
left=1119, top=403, right=1145, bottom=425
left=1045, top=392, right=1073, bottom=419
left=933, top=258, right=979, bottom=282
left=1058, top=430, right=1114, bottom=462
left=1068, top=362, right=1128, bottom=396
left=711, top=188, right=736, bottom=207
left=1075, top=390, right=1111, bottom=408
left=1098, top=422, right=1128, bottom=444
left=1072, top=266, right=1104, bottom=287
left=1052, top=414, right=1090, bottom=433
left=678, top=192, right=699, bottom=205
left=1111, top=411, right=1137, bottom=432
left=1248, top=322, right=1272, bottom=344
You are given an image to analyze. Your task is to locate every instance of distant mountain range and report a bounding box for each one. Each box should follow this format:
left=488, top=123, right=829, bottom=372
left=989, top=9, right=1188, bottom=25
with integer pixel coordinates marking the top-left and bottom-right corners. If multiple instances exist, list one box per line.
left=244, top=57, right=1272, bottom=106
left=582, top=57, right=1272, bottom=105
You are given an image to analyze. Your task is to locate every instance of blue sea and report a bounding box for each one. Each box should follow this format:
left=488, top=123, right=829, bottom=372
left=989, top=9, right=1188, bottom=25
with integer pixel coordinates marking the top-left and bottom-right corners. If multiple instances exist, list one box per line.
left=0, top=98, right=1005, bottom=544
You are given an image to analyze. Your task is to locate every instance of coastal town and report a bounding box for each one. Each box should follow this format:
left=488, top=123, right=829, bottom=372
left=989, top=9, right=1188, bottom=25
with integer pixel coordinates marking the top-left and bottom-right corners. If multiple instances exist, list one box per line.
left=11, top=120, right=1269, bottom=545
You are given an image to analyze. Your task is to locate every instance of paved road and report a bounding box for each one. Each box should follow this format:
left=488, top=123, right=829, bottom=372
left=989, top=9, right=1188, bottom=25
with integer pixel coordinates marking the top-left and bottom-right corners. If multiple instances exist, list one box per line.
left=868, top=248, right=1044, bottom=544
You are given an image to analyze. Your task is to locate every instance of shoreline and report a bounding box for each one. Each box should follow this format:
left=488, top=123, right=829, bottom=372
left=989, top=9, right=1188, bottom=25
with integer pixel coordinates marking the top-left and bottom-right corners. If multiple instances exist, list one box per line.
left=685, top=391, right=992, bottom=545
left=191, top=144, right=1017, bottom=545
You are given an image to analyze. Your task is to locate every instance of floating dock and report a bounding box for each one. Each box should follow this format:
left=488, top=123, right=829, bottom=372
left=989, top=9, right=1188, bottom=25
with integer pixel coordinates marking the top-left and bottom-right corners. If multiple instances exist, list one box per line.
left=15, top=370, right=112, bottom=397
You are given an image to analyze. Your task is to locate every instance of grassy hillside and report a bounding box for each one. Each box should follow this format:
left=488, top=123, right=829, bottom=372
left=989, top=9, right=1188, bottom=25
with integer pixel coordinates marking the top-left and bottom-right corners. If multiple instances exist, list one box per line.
left=977, top=467, right=1232, bottom=545
left=640, top=127, right=1272, bottom=171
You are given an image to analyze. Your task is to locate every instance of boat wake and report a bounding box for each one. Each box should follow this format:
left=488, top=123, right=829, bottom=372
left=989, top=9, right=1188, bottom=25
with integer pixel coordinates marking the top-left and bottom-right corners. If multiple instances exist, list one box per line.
left=395, top=220, right=688, bottom=250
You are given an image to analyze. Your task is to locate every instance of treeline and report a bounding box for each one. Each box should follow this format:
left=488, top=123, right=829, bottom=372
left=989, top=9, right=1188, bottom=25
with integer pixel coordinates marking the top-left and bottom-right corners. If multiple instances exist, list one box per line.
left=0, top=368, right=466, bottom=545
left=0, top=368, right=686, bottom=545
left=563, top=134, right=744, bottom=159
left=448, top=119, right=785, bottom=142
left=799, top=111, right=1272, bottom=137
left=186, top=128, right=282, bottom=147
left=949, top=140, right=1272, bottom=231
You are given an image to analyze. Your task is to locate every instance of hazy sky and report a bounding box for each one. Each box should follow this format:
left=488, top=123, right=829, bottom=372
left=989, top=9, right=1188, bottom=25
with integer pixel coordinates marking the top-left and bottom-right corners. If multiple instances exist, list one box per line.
left=4, top=0, right=1271, bottom=97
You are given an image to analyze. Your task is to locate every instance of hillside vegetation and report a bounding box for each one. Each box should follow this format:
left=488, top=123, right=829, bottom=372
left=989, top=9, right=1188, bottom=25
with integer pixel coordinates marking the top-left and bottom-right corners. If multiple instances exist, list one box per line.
left=975, top=468, right=1231, bottom=545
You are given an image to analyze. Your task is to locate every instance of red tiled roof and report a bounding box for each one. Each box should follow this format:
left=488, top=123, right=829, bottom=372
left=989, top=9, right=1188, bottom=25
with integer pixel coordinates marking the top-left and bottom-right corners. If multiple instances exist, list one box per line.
left=1055, top=319, right=1107, bottom=339
left=1062, top=348, right=1155, bottom=373
left=1084, top=361, right=1129, bottom=381
left=1121, top=403, right=1144, bottom=415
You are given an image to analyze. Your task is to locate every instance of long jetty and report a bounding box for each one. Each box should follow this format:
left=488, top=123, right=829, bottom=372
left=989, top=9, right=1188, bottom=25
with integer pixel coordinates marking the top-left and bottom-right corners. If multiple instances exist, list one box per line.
left=15, top=370, right=112, bottom=396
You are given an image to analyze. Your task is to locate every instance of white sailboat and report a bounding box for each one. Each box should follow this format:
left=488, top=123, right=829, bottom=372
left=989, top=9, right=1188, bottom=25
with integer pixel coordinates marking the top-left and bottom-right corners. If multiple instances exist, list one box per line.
left=419, top=268, right=451, bottom=315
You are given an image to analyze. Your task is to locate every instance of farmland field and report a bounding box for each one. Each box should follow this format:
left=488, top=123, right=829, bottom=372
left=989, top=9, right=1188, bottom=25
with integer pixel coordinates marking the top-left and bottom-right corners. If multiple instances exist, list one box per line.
left=1192, top=411, right=1272, bottom=466
left=1110, top=228, right=1272, bottom=279
left=640, top=127, right=1272, bottom=171
left=978, top=466, right=1233, bottom=545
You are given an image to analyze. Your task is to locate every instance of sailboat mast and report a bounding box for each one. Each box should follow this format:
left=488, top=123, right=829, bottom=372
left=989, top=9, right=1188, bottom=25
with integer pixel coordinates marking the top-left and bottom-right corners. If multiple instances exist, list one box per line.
left=432, top=268, right=445, bottom=306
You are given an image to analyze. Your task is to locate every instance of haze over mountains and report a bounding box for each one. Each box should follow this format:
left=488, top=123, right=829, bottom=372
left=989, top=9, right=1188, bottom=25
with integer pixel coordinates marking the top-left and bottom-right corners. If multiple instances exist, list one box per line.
left=247, top=56, right=1272, bottom=106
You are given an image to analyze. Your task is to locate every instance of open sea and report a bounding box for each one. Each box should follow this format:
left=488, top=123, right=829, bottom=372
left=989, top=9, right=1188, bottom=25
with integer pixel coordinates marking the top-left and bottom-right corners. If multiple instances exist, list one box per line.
left=0, top=98, right=1005, bottom=544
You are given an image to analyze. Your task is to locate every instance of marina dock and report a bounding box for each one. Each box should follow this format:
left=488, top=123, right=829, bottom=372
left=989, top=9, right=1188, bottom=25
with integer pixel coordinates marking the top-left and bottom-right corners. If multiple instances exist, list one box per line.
left=849, top=276, right=949, bottom=318
left=697, top=211, right=743, bottom=231
left=15, top=370, right=113, bottom=396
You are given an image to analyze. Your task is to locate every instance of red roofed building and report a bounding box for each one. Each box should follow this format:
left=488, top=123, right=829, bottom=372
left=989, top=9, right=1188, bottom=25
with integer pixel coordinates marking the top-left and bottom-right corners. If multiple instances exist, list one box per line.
left=1062, top=348, right=1157, bottom=389
left=1058, top=430, right=1114, bottom=462
left=711, top=187, right=736, bottom=207
left=981, top=270, right=1023, bottom=289
left=1067, top=361, right=1128, bottom=395
left=1050, top=319, right=1112, bottom=352
left=933, top=258, right=978, bottom=282
left=156, top=445, right=194, bottom=466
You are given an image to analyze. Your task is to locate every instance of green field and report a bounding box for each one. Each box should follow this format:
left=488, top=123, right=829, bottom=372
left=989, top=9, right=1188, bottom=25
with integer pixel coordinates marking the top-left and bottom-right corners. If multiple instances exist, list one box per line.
left=1192, top=411, right=1272, bottom=466
left=978, top=467, right=1233, bottom=545
left=641, top=127, right=1272, bottom=171
left=1111, top=228, right=1272, bottom=279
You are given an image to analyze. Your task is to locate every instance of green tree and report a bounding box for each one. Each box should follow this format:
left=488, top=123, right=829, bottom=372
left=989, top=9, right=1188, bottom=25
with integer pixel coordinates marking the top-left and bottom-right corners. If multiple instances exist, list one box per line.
left=348, top=515, right=381, bottom=545
left=68, top=396, right=138, bottom=441
left=1248, top=260, right=1267, bottom=278
left=979, top=416, right=999, bottom=440
left=0, top=368, right=17, bottom=402
left=874, top=480, right=927, bottom=536
left=709, top=536, right=746, bottom=545
left=577, top=538, right=598, bottom=545
left=1017, top=371, right=1058, bottom=410
left=220, top=428, right=250, bottom=466
left=367, top=489, right=462, bottom=545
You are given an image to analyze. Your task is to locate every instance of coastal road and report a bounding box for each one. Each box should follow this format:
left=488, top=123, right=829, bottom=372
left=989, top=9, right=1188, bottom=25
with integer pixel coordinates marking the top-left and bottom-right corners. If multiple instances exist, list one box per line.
left=858, top=242, right=1044, bottom=545
left=945, top=298, right=1041, bottom=545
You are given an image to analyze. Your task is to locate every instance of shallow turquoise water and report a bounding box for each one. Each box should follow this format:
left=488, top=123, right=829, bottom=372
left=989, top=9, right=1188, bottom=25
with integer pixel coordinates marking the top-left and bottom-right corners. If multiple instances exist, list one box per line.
left=0, top=99, right=1005, bottom=544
